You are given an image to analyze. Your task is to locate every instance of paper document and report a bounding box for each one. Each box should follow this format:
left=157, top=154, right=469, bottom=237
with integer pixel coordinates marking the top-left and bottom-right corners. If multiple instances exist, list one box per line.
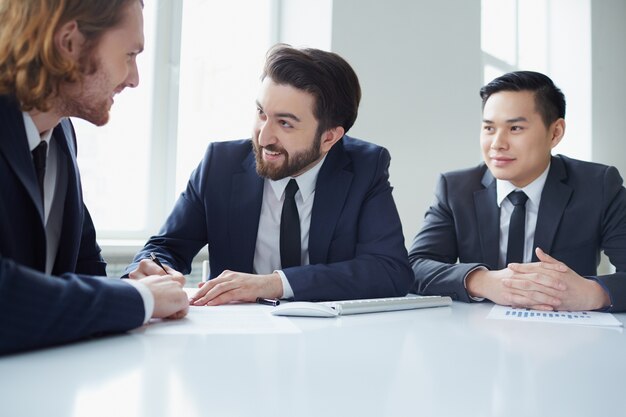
left=487, top=304, right=623, bottom=327
left=141, top=304, right=301, bottom=335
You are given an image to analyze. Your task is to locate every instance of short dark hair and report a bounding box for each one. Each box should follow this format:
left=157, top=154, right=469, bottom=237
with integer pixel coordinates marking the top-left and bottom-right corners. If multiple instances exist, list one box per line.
left=479, top=71, right=566, bottom=127
left=261, top=44, right=361, bottom=136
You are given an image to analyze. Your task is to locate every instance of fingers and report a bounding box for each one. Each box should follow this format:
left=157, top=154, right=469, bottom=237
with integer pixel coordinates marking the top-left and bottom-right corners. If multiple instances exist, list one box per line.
left=534, top=247, right=568, bottom=271
left=166, top=270, right=186, bottom=286
left=191, top=277, right=240, bottom=306
left=130, top=259, right=171, bottom=279
left=189, top=271, right=281, bottom=306
left=502, top=279, right=563, bottom=308
left=148, top=279, right=190, bottom=319
left=509, top=261, right=566, bottom=275
left=190, top=277, right=222, bottom=304
left=165, top=306, right=189, bottom=320
left=128, top=268, right=143, bottom=279
left=504, top=267, right=567, bottom=291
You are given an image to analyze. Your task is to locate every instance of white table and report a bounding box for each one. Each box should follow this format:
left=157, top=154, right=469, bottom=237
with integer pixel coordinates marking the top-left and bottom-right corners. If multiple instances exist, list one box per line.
left=1, top=301, right=625, bottom=417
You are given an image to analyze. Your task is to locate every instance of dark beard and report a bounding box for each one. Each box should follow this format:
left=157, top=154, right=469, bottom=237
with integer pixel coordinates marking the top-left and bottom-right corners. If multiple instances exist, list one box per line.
left=253, top=134, right=322, bottom=180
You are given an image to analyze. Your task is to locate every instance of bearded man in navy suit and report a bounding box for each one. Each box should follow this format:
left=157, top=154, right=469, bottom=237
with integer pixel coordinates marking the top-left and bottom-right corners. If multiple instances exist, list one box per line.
left=410, top=71, right=626, bottom=312
left=0, top=0, right=188, bottom=355
left=127, top=45, right=412, bottom=304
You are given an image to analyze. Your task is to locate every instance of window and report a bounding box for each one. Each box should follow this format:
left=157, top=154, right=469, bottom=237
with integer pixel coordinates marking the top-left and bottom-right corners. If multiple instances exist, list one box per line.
left=75, top=0, right=275, bottom=244
left=75, top=0, right=333, bottom=256
left=481, top=0, right=591, bottom=161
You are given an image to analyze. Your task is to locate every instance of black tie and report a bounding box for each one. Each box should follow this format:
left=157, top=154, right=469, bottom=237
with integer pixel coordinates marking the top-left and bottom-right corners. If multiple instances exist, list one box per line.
left=32, top=141, right=48, bottom=202
left=280, top=179, right=301, bottom=268
left=506, top=191, right=529, bottom=265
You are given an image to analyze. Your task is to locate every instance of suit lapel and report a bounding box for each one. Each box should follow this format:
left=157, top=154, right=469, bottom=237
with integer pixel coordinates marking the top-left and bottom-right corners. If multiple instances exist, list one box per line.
left=0, top=97, right=45, bottom=222
left=309, top=140, right=352, bottom=264
left=533, top=156, right=572, bottom=259
left=474, top=168, right=500, bottom=268
left=52, top=120, right=82, bottom=273
left=229, top=151, right=264, bottom=272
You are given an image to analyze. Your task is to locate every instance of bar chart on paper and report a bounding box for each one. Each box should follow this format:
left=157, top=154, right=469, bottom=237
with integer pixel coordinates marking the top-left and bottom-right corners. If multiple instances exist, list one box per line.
left=487, top=305, right=623, bottom=327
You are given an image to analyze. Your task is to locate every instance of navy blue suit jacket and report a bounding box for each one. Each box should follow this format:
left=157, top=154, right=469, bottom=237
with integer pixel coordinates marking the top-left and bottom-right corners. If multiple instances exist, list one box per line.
left=0, top=95, right=144, bottom=355
left=409, top=155, right=626, bottom=312
left=129, top=137, right=412, bottom=301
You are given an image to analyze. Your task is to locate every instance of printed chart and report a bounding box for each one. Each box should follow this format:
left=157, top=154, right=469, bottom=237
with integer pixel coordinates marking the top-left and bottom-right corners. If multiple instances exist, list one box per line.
left=487, top=304, right=623, bottom=327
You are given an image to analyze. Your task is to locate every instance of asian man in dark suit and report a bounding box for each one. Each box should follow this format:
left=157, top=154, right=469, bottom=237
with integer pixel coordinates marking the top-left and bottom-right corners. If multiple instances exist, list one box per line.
left=0, top=0, right=188, bottom=355
left=410, top=71, right=626, bottom=312
left=127, top=45, right=412, bottom=304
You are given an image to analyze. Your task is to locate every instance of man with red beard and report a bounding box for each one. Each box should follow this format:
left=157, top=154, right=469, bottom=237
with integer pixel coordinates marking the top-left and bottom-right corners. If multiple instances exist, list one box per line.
left=0, top=0, right=188, bottom=355
left=127, top=45, right=412, bottom=304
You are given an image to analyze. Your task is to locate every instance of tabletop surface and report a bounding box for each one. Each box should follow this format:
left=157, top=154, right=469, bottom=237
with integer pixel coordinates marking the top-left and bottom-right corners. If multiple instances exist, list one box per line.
left=1, top=300, right=625, bottom=417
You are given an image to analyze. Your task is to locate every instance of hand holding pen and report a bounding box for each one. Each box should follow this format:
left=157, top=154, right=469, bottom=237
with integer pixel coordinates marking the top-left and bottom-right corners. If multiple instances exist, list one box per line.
left=150, top=252, right=169, bottom=274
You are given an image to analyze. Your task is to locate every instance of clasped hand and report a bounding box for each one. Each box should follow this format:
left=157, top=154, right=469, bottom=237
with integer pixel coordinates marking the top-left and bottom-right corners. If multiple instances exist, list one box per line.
left=471, top=248, right=609, bottom=311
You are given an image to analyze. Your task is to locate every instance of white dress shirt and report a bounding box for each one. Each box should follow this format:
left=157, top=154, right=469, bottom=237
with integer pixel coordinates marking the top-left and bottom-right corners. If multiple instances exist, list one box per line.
left=22, top=113, right=153, bottom=323
left=464, top=163, right=550, bottom=300
left=253, top=156, right=327, bottom=299
left=23, top=112, right=58, bottom=275
left=496, top=163, right=550, bottom=268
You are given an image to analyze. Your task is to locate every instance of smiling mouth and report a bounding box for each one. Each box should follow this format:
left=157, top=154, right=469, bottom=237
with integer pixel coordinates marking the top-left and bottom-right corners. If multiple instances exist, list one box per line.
left=490, top=156, right=516, bottom=167
left=261, top=148, right=285, bottom=161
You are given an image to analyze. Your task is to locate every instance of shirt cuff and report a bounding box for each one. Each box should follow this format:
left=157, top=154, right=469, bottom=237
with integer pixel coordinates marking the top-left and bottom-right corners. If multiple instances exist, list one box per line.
left=123, top=278, right=154, bottom=324
left=463, top=266, right=487, bottom=302
left=276, top=270, right=294, bottom=299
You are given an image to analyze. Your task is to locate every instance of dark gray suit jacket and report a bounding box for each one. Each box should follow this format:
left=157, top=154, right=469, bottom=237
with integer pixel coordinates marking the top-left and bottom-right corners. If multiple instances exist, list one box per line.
left=0, top=95, right=144, bottom=355
left=409, top=155, right=626, bottom=312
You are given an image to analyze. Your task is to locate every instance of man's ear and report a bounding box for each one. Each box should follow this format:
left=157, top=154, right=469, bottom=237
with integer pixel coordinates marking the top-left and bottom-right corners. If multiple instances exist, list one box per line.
left=54, top=20, right=85, bottom=60
left=549, top=118, right=566, bottom=149
left=319, top=126, right=345, bottom=154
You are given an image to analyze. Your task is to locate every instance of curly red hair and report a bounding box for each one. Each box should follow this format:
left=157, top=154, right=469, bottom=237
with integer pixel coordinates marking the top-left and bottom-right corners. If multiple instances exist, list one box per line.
left=0, top=0, right=142, bottom=112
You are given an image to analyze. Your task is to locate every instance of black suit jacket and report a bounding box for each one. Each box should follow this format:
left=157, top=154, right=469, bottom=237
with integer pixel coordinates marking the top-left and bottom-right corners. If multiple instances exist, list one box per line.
left=128, top=137, right=412, bottom=301
left=409, top=155, right=626, bottom=312
left=0, top=95, right=144, bottom=355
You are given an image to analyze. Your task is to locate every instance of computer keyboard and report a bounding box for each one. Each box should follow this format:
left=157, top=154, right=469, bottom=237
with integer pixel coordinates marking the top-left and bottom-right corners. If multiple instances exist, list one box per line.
left=321, top=295, right=452, bottom=315
left=271, top=295, right=452, bottom=317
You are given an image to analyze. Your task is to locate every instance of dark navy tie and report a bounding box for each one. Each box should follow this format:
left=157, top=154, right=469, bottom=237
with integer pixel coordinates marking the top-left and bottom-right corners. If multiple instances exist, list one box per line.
left=506, top=191, right=529, bottom=265
left=280, top=179, right=301, bottom=268
left=32, top=141, right=48, bottom=202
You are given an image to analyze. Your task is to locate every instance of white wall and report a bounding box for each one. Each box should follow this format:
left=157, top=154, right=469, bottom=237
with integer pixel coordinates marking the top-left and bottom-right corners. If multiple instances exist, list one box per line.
left=591, top=0, right=626, bottom=175
left=331, top=0, right=483, bottom=246
left=331, top=0, right=626, bottom=248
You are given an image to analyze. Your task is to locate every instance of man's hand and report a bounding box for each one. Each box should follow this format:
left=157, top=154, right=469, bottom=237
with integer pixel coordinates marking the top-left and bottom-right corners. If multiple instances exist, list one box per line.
left=138, top=274, right=189, bottom=319
left=466, top=265, right=561, bottom=310
left=505, top=248, right=610, bottom=311
left=129, top=258, right=185, bottom=284
left=190, top=270, right=283, bottom=306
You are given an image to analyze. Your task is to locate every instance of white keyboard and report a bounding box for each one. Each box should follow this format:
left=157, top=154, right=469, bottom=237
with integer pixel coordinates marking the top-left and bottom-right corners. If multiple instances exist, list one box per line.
left=271, top=295, right=452, bottom=317
left=322, top=295, right=452, bottom=315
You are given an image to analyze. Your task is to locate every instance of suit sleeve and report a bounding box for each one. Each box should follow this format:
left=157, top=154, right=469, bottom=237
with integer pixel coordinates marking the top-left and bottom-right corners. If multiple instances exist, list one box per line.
left=408, top=175, right=487, bottom=302
left=126, top=148, right=211, bottom=276
left=75, top=205, right=107, bottom=276
left=286, top=148, right=413, bottom=301
left=62, top=119, right=106, bottom=276
left=591, top=166, right=626, bottom=312
left=0, top=257, right=144, bottom=355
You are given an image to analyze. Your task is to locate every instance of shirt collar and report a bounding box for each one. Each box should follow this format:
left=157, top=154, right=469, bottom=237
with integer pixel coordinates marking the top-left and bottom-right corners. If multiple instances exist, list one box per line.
left=496, top=163, right=551, bottom=207
left=268, top=154, right=327, bottom=202
left=22, top=112, right=54, bottom=152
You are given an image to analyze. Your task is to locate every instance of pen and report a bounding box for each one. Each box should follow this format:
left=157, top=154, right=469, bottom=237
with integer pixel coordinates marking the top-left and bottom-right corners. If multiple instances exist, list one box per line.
left=149, top=252, right=169, bottom=274
left=256, top=297, right=280, bottom=307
